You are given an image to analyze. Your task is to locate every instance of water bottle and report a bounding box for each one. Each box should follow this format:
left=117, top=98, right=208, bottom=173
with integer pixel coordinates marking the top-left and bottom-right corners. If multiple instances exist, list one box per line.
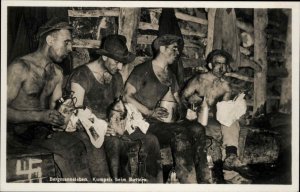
left=159, top=87, right=177, bottom=123
left=197, top=97, right=209, bottom=126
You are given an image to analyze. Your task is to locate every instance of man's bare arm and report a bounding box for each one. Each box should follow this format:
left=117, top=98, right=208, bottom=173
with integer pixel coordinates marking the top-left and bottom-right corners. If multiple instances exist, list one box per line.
left=124, top=82, right=152, bottom=116
left=181, top=76, right=203, bottom=106
left=222, top=82, right=232, bottom=101
left=7, top=62, right=64, bottom=126
left=124, top=82, right=168, bottom=120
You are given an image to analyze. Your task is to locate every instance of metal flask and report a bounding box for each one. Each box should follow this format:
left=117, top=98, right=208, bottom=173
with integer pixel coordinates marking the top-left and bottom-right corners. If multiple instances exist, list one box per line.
left=159, top=87, right=177, bottom=123
left=197, top=97, right=209, bottom=126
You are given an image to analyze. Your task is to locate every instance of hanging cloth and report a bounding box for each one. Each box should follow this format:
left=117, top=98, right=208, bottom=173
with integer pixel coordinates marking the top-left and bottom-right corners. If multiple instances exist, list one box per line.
left=158, top=8, right=185, bottom=87
left=213, top=8, right=241, bottom=71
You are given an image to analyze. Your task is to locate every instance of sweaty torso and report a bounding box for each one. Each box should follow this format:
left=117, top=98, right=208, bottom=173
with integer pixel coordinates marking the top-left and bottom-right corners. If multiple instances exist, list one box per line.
left=9, top=54, right=62, bottom=110
left=194, top=73, right=230, bottom=106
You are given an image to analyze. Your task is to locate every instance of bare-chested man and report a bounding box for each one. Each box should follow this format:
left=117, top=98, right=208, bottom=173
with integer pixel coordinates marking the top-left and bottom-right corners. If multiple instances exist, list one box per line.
left=7, top=17, right=91, bottom=181
left=181, top=49, right=250, bottom=180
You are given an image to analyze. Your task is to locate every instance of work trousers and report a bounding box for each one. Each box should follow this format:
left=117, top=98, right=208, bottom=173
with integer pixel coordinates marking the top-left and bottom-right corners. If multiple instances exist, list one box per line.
left=104, top=132, right=162, bottom=183
left=206, top=118, right=240, bottom=160
left=147, top=118, right=207, bottom=183
left=7, top=123, right=91, bottom=182
left=71, top=131, right=110, bottom=181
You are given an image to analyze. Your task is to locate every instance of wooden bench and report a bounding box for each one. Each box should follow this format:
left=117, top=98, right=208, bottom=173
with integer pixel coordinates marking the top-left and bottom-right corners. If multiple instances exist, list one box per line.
left=7, top=146, right=56, bottom=183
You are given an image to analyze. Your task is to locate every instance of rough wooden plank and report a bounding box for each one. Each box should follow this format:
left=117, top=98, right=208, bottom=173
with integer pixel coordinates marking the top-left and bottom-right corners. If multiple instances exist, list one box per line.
left=138, top=22, right=159, bottom=30
left=118, top=8, right=141, bottom=83
left=181, top=58, right=206, bottom=68
left=72, top=39, right=100, bottom=48
left=68, top=9, right=120, bottom=17
left=240, top=46, right=251, bottom=56
left=175, top=11, right=208, bottom=25
left=137, top=35, right=202, bottom=48
left=236, top=20, right=254, bottom=33
left=137, top=35, right=156, bottom=45
left=205, top=8, right=216, bottom=57
left=240, top=54, right=262, bottom=72
left=224, top=72, right=254, bottom=82
left=279, top=11, right=291, bottom=113
left=253, top=9, right=268, bottom=114
left=138, top=22, right=206, bottom=38
left=148, top=8, right=208, bottom=25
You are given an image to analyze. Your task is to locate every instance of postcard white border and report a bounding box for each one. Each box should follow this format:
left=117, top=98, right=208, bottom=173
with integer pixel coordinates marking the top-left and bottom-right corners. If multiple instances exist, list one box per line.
left=1, top=1, right=299, bottom=192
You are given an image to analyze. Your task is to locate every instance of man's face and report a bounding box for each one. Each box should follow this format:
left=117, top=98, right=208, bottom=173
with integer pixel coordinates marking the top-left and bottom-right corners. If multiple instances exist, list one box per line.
left=49, top=29, right=72, bottom=63
left=211, top=55, right=227, bottom=78
left=104, top=57, right=123, bottom=75
left=163, top=42, right=179, bottom=65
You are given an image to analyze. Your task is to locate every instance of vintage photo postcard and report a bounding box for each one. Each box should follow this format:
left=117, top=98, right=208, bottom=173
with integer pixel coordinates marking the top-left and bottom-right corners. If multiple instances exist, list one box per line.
left=1, top=1, right=299, bottom=192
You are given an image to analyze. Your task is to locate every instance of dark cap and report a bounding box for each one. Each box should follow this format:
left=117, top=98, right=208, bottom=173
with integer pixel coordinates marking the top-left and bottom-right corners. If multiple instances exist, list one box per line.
left=37, top=17, right=73, bottom=38
left=95, top=34, right=135, bottom=64
left=153, top=34, right=182, bottom=51
left=206, top=49, right=233, bottom=66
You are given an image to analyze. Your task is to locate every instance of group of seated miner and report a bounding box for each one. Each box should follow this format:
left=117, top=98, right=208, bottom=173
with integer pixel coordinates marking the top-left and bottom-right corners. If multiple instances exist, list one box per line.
left=7, top=17, right=250, bottom=184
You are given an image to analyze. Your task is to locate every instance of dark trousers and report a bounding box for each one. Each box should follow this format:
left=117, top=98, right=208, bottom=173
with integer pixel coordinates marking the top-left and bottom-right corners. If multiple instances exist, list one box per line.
left=147, top=118, right=207, bottom=183
left=71, top=131, right=110, bottom=181
left=7, top=123, right=91, bottom=182
left=104, top=132, right=162, bottom=183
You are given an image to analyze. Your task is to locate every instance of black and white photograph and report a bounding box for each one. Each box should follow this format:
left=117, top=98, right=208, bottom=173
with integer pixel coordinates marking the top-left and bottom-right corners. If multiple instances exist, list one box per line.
left=1, top=1, right=299, bottom=192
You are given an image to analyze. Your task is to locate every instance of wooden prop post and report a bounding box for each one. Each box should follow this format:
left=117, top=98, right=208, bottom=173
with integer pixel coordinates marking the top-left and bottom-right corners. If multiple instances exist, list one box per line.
left=279, top=10, right=292, bottom=114
left=253, top=9, right=268, bottom=114
left=118, top=8, right=141, bottom=83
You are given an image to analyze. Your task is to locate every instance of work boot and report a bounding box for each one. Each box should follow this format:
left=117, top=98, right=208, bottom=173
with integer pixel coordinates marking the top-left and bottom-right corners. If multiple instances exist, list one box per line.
left=223, top=153, right=248, bottom=170
left=223, top=146, right=254, bottom=178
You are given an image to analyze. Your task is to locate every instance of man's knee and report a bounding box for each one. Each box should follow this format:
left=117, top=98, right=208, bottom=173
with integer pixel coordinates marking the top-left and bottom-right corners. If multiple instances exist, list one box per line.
left=144, top=133, right=160, bottom=149
left=104, top=136, right=121, bottom=147
left=190, top=121, right=205, bottom=136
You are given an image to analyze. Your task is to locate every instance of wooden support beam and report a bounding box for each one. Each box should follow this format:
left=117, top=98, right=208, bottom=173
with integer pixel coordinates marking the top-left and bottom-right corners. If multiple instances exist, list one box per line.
left=224, top=72, right=254, bottom=82
left=267, top=55, right=286, bottom=62
left=72, top=39, right=100, bottom=48
left=253, top=9, right=268, bottom=114
left=240, top=46, right=251, bottom=56
left=148, top=8, right=209, bottom=25
left=118, top=8, right=141, bottom=83
left=181, top=58, right=206, bottom=68
left=137, top=35, right=203, bottom=48
left=175, top=11, right=208, bottom=25
left=68, top=9, right=120, bottom=17
left=138, top=22, right=159, bottom=30
left=138, top=22, right=206, bottom=38
left=236, top=20, right=254, bottom=33
left=240, top=54, right=262, bottom=72
left=267, top=35, right=286, bottom=44
left=137, top=35, right=156, bottom=45
left=205, top=8, right=216, bottom=57
left=279, top=11, right=291, bottom=114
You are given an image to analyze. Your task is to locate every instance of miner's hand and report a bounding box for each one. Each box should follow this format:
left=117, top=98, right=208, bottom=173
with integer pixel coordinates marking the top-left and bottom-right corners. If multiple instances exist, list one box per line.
left=151, top=107, right=169, bottom=121
left=41, top=110, right=65, bottom=127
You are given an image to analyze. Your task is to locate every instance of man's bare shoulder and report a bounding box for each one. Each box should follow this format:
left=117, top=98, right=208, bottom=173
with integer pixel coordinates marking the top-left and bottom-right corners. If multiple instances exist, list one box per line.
left=192, top=72, right=214, bottom=82
left=8, top=58, right=30, bottom=75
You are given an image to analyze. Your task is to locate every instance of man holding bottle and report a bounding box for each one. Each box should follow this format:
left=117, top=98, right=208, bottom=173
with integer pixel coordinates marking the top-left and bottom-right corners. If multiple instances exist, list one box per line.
left=124, top=34, right=207, bottom=183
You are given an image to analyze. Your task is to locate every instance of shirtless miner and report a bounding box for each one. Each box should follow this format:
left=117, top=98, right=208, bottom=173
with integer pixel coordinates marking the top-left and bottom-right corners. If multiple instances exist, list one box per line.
left=181, top=49, right=251, bottom=182
left=7, top=17, right=91, bottom=181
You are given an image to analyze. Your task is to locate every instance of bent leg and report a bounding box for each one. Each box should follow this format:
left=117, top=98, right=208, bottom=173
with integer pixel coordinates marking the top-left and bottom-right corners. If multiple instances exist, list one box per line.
left=142, top=133, right=163, bottom=183
left=72, top=131, right=110, bottom=180
left=221, top=121, right=240, bottom=154
left=33, top=132, right=91, bottom=182
left=104, top=136, right=123, bottom=181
